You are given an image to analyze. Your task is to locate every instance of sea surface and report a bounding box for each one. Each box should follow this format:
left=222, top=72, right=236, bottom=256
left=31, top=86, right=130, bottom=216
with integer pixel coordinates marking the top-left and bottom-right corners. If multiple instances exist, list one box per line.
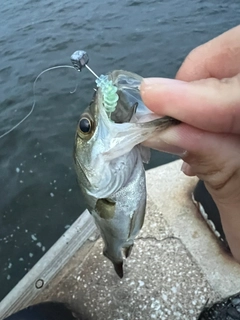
left=0, top=0, right=239, bottom=301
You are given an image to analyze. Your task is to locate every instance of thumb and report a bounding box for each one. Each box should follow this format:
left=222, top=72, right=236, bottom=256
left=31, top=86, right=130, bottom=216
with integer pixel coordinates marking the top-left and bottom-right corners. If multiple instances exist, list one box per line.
left=140, top=74, right=240, bottom=134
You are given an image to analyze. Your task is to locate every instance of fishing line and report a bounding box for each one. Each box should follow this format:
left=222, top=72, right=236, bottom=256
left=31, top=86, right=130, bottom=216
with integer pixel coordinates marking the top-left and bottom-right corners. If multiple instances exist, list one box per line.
left=0, top=49, right=113, bottom=139
left=0, top=65, right=77, bottom=139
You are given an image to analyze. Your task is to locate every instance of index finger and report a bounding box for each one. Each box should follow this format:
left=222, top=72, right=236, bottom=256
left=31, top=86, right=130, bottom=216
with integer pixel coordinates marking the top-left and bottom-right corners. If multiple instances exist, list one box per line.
left=140, top=75, right=240, bottom=134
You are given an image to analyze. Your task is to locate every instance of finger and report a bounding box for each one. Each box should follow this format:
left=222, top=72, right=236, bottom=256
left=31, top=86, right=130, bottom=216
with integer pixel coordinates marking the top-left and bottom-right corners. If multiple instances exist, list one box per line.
left=140, top=74, right=240, bottom=134
left=181, top=162, right=196, bottom=176
left=146, top=122, right=240, bottom=201
left=176, top=25, right=240, bottom=81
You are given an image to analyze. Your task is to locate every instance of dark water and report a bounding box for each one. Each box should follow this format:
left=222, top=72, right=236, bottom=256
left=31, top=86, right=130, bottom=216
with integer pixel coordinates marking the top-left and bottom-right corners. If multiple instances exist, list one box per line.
left=0, top=0, right=239, bottom=301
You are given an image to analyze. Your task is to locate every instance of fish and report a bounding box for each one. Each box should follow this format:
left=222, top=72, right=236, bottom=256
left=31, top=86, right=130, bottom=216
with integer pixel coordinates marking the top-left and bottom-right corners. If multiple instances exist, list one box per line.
left=73, top=70, right=179, bottom=277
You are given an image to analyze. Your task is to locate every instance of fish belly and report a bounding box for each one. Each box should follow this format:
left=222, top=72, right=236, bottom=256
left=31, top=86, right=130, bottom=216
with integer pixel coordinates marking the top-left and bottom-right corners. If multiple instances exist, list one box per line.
left=91, top=150, right=146, bottom=270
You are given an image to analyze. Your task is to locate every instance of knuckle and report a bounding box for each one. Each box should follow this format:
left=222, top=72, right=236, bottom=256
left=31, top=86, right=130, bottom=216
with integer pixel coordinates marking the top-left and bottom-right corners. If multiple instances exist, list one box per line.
left=184, top=152, right=240, bottom=200
left=204, top=167, right=240, bottom=203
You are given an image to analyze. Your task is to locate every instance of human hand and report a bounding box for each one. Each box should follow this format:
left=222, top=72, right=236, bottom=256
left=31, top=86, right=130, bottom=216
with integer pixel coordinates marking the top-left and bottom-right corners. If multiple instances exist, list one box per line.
left=140, top=25, right=240, bottom=262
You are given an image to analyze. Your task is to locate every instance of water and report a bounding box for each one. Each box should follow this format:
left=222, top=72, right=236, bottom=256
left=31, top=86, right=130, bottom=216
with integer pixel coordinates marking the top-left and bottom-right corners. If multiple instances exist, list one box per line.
left=0, top=0, right=239, bottom=301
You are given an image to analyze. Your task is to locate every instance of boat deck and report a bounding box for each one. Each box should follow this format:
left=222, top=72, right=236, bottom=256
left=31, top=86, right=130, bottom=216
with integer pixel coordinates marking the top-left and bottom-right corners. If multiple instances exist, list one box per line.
left=1, top=160, right=240, bottom=320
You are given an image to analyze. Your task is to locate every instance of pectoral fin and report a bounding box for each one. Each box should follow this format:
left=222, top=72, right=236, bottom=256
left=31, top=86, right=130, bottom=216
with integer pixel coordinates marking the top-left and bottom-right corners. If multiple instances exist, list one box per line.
left=95, top=198, right=115, bottom=220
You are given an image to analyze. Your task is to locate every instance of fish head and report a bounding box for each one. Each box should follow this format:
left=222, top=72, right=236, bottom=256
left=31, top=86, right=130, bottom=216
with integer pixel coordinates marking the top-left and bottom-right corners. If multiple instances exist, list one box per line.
left=74, top=71, right=155, bottom=199
left=74, top=69, right=179, bottom=205
left=73, top=87, right=112, bottom=197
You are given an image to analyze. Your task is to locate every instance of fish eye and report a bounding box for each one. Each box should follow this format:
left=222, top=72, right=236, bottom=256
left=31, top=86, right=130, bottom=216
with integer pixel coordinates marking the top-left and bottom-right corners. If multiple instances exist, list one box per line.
left=79, top=117, right=92, bottom=134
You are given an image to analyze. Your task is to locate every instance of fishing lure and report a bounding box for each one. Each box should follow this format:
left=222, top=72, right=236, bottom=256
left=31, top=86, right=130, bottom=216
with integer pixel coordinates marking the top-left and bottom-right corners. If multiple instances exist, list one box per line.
left=71, top=50, right=119, bottom=118
left=95, top=75, right=119, bottom=115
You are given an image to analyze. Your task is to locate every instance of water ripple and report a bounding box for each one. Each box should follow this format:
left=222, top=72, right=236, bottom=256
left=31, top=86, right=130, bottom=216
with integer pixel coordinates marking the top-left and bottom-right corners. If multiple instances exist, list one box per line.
left=0, top=0, right=240, bottom=301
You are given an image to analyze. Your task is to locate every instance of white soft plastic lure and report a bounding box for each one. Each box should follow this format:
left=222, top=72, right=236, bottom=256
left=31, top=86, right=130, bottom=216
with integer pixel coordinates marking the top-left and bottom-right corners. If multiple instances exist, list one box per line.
left=73, top=69, right=179, bottom=277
